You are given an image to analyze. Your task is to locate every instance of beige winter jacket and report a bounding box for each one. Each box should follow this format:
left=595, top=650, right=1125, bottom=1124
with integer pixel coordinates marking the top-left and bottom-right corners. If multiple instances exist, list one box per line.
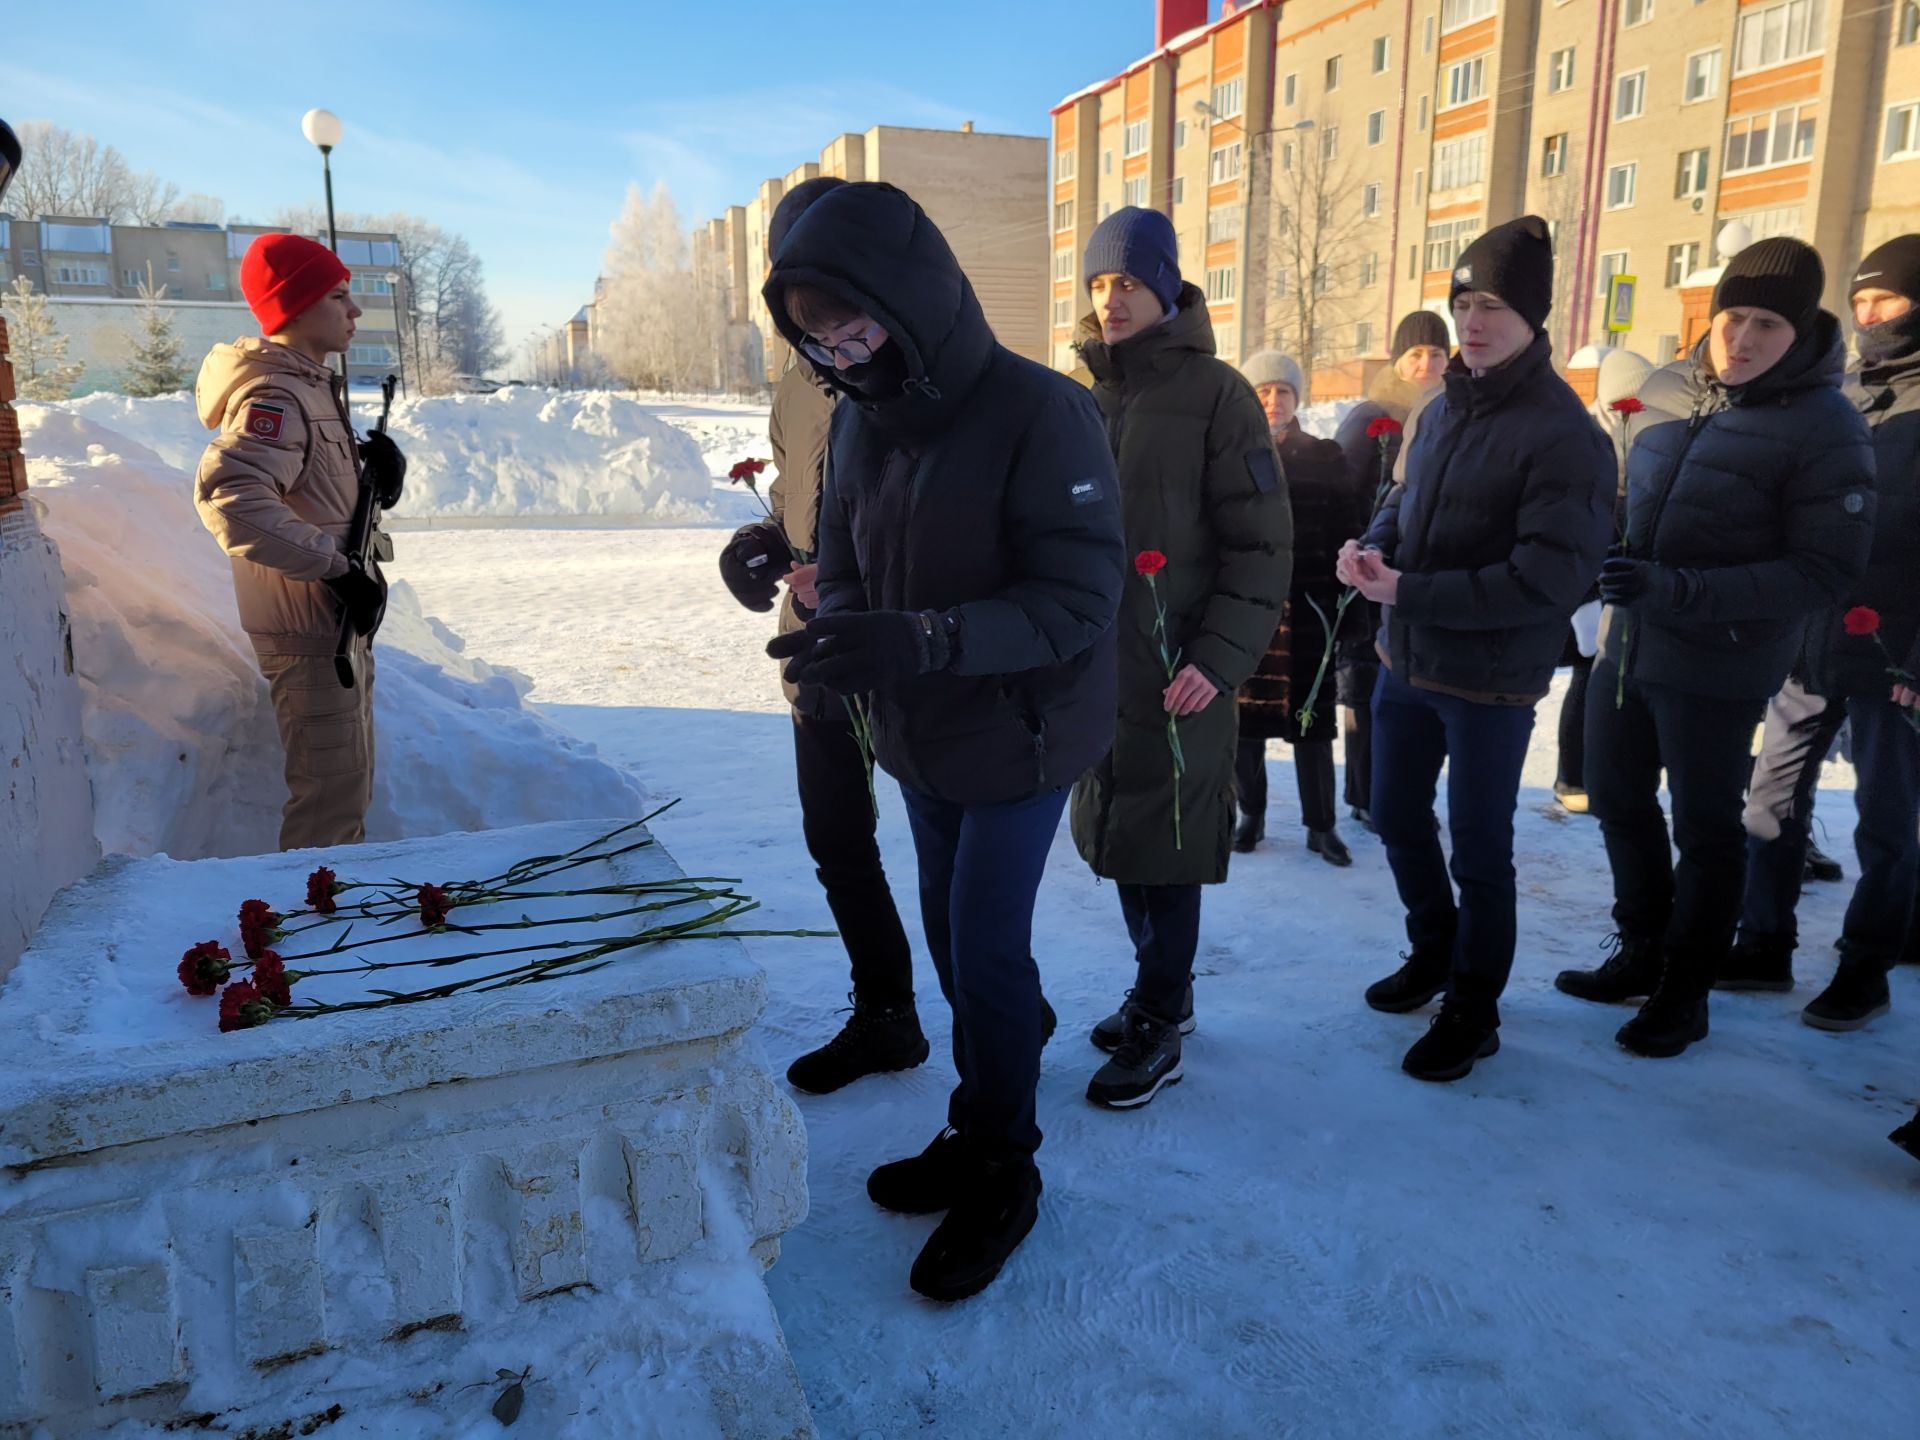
left=194, top=338, right=370, bottom=657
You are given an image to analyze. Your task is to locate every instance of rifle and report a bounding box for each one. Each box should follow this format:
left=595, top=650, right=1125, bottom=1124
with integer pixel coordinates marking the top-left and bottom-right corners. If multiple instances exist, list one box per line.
left=333, top=373, right=399, bottom=689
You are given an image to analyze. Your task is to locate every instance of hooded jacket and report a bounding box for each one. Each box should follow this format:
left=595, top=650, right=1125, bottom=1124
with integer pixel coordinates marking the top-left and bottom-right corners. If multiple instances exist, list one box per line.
left=762, top=182, right=1125, bottom=807
left=1604, top=313, right=1876, bottom=700
left=193, top=338, right=369, bottom=656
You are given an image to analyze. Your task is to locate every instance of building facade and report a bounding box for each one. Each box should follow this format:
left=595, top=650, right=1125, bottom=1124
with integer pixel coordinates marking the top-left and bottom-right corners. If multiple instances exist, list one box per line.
left=1051, top=0, right=1920, bottom=389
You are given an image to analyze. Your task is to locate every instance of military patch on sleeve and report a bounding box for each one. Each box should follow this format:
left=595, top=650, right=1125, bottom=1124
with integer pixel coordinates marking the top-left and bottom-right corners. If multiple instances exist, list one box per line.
left=241, top=400, right=286, bottom=442
left=1245, top=448, right=1281, bottom=494
left=1069, top=477, right=1104, bottom=507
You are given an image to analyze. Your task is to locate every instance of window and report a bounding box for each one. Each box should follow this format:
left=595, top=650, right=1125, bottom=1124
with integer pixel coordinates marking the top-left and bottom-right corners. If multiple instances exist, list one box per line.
left=1685, top=49, right=1721, bottom=104
left=1056, top=149, right=1076, bottom=179
left=1418, top=95, right=1430, bottom=131
left=1615, top=69, right=1647, bottom=121
left=1054, top=249, right=1074, bottom=281
left=42, top=221, right=109, bottom=252
left=1101, top=201, right=1113, bottom=220
left=207, top=272, right=228, bottom=292
left=1606, top=162, right=1639, bottom=208
left=1542, top=133, right=1569, bottom=177
left=1124, top=120, right=1149, bottom=158
left=1902, top=0, right=1920, bottom=45
left=1666, top=242, right=1702, bottom=287
left=1053, top=297, right=1074, bottom=326
left=122, top=268, right=142, bottom=287
left=1326, top=56, right=1343, bottom=91
left=1274, top=270, right=1288, bottom=299
left=1887, top=101, right=1920, bottom=161
left=1357, top=321, right=1375, bottom=354
left=1434, top=135, right=1487, bottom=189
left=1444, top=57, right=1486, bottom=109
left=1425, top=219, right=1481, bottom=271
left=1313, top=264, right=1331, bottom=296
left=1363, top=182, right=1383, bottom=216
left=1322, top=126, right=1340, bottom=160
left=1368, top=110, right=1386, bottom=146
left=1174, top=121, right=1186, bottom=150
left=1171, top=176, right=1186, bottom=205
left=1410, top=244, right=1421, bottom=280
left=1622, top=0, right=1654, bottom=26
left=1210, top=142, right=1244, bottom=183
left=1361, top=253, right=1379, bottom=287
left=1054, top=200, right=1073, bottom=232
left=1675, top=146, right=1711, bottom=197
left=1440, top=0, right=1496, bottom=31
left=1597, top=250, right=1630, bottom=299
left=1734, top=0, right=1826, bottom=76
left=1547, top=219, right=1561, bottom=256
left=1283, top=73, right=1298, bottom=107
left=1723, top=103, right=1817, bottom=174
left=1103, top=150, right=1113, bottom=176
left=167, top=285, right=184, bottom=299
left=1373, top=36, right=1391, bottom=73
left=1210, top=78, right=1244, bottom=119
left=348, top=343, right=396, bottom=366
left=349, top=274, right=394, bottom=295
left=1414, top=168, right=1426, bottom=201
left=1207, top=206, right=1242, bottom=244
left=1282, top=141, right=1295, bottom=171
left=1124, top=176, right=1149, bottom=207
left=54, top=264, right=107, bottom=285
left=1549, top=47, right=1576, bottom=93
left=1205, top=266, right=1237, bottom=303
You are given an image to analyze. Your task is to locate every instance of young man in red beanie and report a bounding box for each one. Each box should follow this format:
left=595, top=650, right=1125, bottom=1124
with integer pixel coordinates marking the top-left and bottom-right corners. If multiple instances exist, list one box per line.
left=193, top=232, right=406, bottom=849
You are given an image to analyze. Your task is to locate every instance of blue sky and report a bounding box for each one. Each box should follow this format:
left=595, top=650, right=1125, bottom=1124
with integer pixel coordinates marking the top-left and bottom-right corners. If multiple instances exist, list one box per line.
left=4, top=0, right=1156, bottom=361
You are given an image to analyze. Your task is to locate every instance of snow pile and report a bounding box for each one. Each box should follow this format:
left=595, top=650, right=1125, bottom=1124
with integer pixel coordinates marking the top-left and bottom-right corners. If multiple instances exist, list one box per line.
left=17, top=404, right=647, bottom=861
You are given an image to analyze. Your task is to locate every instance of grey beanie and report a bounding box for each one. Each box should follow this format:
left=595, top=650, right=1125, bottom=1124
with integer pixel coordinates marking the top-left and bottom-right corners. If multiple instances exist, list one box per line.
left=1240, top=350, right=1307, bottom=405
left=1595, top=349, right=1656, bottom=410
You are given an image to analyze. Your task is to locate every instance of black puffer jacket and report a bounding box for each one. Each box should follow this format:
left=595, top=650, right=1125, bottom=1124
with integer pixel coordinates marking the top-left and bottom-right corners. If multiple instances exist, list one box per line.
left=1803, top=310, right=1920, bottom=699
left=1363, top=334, right=1615, bottom=704
left=763, top=182, right=1126, bottom=807
left=1604, top=313, right=1877, bottom=700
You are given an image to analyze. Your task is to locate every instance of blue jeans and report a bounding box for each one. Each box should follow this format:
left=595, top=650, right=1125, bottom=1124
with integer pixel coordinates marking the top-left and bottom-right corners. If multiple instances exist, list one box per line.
left=900, top=783, right=1069, bottom=1159
left=1841, top=697, right=1920, bottom=960
left=1370, top=667, right=1537, bottom=1013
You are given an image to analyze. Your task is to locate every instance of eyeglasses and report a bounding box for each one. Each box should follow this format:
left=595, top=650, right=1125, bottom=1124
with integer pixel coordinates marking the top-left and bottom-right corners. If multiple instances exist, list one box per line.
left=801, top=320, right=884, bottom=367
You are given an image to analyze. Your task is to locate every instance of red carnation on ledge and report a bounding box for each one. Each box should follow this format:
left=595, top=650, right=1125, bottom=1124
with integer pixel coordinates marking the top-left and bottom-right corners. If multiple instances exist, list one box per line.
left=1844, top=605, right=1882, bottom=637
left=237, top=899, right=285, bottom=960
left=1365, top=415, right=1404, bottom=439
left=218, top=980, right=276, bottom=1033
left=1134, top=549, right=1168, bottom=578
left=177, top=940, right=231, bottom=997
left=1609, top=396, right=1647, bottom=416
left=251, top=951, right=293, bottom=1008
left=418, top=883, right=453, bottom=930
left=306, top=866, right=341, bottom=915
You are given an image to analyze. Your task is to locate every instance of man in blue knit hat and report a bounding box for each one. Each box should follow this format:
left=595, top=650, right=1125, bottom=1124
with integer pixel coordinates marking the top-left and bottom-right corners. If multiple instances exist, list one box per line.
left=1071, top=206, right=1294, bottom=1109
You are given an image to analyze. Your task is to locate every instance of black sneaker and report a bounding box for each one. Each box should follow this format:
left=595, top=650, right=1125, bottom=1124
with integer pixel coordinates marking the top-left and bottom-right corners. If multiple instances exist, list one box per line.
left=1715, top=932, right=1795, bottom=992
left=1401, top=1007, right=1499, bottom=1082
left=1555, top=933, right=1663, bottom=1004
left=1364, top=947, right=1451, bottom=1014
left=786, top=994, right=930, bottom=1095
left=1803, top=844, right=1843, bottom=884
left=1616, top=992, right=1709, bottom=1058
left=1087, top=1011, right=1184, bottom=1109
left=909, top=1158, right=1042, bottom=1303
left=1891, top=1107, right=1920, bottom=1165
left=1308, top=828, right=1353, bottom=867
left=1091, top=983, right=1194, bottom=1052
left=868, top=1127, right=973, bottom=1215
left=1233, top=814, right=1264, bottom=853
left=1801, top=952, right=1891, bottom=1032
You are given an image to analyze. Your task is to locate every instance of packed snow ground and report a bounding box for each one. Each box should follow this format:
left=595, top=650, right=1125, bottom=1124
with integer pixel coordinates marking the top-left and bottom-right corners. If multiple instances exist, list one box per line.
left=392, top=432, right=1920, bottom=1440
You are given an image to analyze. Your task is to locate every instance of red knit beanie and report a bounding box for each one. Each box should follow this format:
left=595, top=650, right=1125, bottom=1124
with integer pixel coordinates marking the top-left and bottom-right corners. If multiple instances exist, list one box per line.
left=240, top=233, right=351, bottom=336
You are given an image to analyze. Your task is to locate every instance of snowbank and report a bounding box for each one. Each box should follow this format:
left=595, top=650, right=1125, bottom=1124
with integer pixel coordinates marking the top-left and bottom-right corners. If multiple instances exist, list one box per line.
left=17, top=404, right=647, bottom=861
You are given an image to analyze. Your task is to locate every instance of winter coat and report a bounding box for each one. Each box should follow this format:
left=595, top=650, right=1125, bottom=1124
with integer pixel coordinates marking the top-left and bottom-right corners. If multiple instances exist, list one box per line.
left=1603, top=313, right=1877, bottom=701
left=1801, top=309, right=1920, bottom=699
left=763, top=182, right=1126, bottom=808
left=1334, top=366, right=1435, bottom=669
left=767, top=359, right=836, bottom=715
left=1068, top=289, right=1295, bottom=886
left=1239, top=422, right=1363, bottom=743
left=194, top=337, right=372, bottom=657
left=1363, top=334, right=1615, bottom=705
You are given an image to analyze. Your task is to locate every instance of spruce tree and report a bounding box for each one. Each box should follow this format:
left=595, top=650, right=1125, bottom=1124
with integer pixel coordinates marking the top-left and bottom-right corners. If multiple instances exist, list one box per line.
left=1, top=276, right=86, bottom=400
left=123, top=271, right=187, bottom=396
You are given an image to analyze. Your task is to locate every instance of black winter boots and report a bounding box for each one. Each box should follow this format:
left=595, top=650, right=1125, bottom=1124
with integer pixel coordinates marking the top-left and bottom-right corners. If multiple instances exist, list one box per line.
left=1365, top=946, right=1452, bottom=1013
left=1555, top=933, right=1663, bottom=1004
left=787, top=994, right=929, bottom=1094
left=907, top=1156, right=1043, bottom=1303
left=1091, top=983, right=1194, bottom=1052
left=1716, top=932, right=1795, bottom=992
left=1401, top=1006, right=1500, bottom=1082
left=1087, top=1010, right=1184, bottom=1108
left=1802, top=946, right=1892, bottom=1031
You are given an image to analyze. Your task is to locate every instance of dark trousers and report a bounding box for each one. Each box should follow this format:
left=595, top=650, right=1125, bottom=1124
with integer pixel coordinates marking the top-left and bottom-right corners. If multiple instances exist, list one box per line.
left=899, top=783, right=1068, bottom=1159
left=1370, top=666, right=1537, bottom=1007
left=1840, top=697, right=1920, bottom=960
left=1739, top=677, right=1845, bottom=943
left=1234, top=736, right=1336, bottom=834
left=1587, top=657, right=1767, bottom=973
left=793, top=713, right=915, bottom=1005
left=1557, top=656, right=1593, bottom=790
left=1117, top=881, right=1202, bottom=1019
left=1338, top=658, right=1379, bottom=812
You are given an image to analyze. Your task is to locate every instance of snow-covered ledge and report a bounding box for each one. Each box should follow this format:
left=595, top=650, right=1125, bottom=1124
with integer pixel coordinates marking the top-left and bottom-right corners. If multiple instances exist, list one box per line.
left=0, top=820, right=813, bottom=1439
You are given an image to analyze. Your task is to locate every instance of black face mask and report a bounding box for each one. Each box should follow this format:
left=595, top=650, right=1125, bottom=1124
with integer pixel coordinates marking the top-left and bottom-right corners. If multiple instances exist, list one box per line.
left=839, top=338, right=910, bottom=400
left=1857, top=305, right=1920, bottom=373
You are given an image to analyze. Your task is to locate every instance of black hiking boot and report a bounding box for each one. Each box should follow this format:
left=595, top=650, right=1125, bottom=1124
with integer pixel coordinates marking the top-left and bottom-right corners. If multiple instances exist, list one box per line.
left=1803, top=843, right=1843, bottom=884
left=1401, top=1006, right=1500, bottom=1082
left=1087, top=1010, right=1185, bottom=1109
left=1891, top=1107, right=1920, bottom=1165
left=868, top=1127, right=973, bottom=1215
left=1801, top=948, right=1892, bottom=1032
left=909, top=1158, right=1043, bottom=1302
left=1616, top=987, right=1710, bottom=1058
left=786, top=994, right=930, bottom=1095
left=1555, top=933, right=1663, bottom=1004
left=1365, top=946, right=1452, bottom=1014
left=1715, top=932, right=1796, bottom=992
left=1091, top=983, right=1194, bottom=1052
left=1308, top=828, right=1353, bottom=867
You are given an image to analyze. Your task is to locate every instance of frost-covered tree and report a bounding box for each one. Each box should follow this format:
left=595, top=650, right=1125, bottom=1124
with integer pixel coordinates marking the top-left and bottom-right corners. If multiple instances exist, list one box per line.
left=1, top=276, right=86, bottom=400
left=8, top=122, right=215, bottom=226
left=122, top=268, right=187, bottom=396
left=596, top=182, right=717, bottom=394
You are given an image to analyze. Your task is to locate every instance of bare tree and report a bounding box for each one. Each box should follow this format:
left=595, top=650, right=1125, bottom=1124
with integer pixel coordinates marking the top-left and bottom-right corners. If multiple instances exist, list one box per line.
left=1258, top=112, right=1375, bottom=370
left=595, top=182, right=716, bottom=394
left=1, top=276, right=86, bottom=399
left=1536, top=134, right=1588, bottom=361
left=7, top=122, right=214, bottom=225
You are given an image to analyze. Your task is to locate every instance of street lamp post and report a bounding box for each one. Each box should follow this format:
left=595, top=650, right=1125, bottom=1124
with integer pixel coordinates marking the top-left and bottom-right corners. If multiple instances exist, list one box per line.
left=384, top=270, right=407, bottom=397
left=300, top=108, right=344, bottom=253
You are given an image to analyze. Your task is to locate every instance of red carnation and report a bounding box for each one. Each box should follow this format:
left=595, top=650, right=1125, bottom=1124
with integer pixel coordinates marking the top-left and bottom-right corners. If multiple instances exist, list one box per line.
left=305, top=867, right=341, bottom=914
left=177, top=940, right=231, bottom=997
left=418, top=883, right=453, bottom=930
left=237, top=899, right=284, bottom=960
left=1365, top=416, right=1404, bottom=439
left=728, top=457, right=768, bottom=485
left=1135, top=550, right=1168, bottom=578
left=1609, top=396, right=1647, bottom=416
left=251, top=950, right=293, bottom=1008
left=1844, top=606, right=1882, bottom=638
left=218, top=980, right=276, bottom=1033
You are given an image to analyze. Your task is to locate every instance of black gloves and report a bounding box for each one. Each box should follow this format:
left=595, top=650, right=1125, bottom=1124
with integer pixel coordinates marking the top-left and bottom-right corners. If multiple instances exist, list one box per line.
left=719, top=521, right=790, bottom=612
left=1598, top=556, right=1695, bottom=611
left=325, top=558, right=387, bottom=636
left=360, top=431, right=407, bottom=509
left=766, top=610, right=956, bottom=695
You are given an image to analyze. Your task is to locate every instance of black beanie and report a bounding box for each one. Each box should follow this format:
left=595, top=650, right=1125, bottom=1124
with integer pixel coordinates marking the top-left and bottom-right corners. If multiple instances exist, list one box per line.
left=1851, top=234, right=1920, bottom=305
left=769, top=176, right=849, bottom=258
left=1448, top=216, right=1553, bottom=332
left=1392, top=309, right=1451, bottom=358
left=1713, top=236, right=1824, bottom=336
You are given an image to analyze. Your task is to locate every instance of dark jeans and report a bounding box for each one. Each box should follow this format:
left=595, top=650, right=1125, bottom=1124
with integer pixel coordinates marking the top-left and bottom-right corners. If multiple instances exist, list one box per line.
left=1840, top=696, right=1920, bottom=960
left=794, top=712, right=914, bottom=1005
left=1557, top=656, right=1593, bottom=790
left=1740, top=677, right=1845, bottom=943
left=1338, top=658, right=1379, bottom=812
left=1233, top=736, right=1336, bottom=834
left=900, top=783, right=1069, bottom=1159
left=1587, top=657, right=1767, bottom=973
left=1370, top=666, right=1537, bottom=1009
left=1116, top=881, right=1202, bottom=1020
